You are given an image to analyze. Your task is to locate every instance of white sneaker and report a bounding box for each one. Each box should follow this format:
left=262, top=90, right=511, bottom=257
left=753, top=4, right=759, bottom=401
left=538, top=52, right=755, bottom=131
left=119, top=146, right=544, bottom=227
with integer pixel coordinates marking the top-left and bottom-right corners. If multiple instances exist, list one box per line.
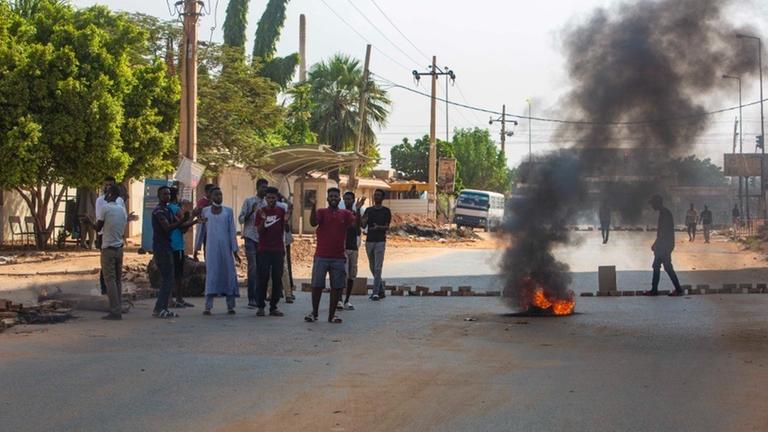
left=344, top=302, right=355, bottom=310
left=337, top=301, right=344, bottom=309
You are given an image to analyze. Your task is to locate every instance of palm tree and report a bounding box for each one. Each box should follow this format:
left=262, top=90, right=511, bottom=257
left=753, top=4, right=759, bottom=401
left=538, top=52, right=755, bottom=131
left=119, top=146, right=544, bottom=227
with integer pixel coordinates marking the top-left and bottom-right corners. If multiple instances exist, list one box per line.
left=308, top=54, right=391, bottom=159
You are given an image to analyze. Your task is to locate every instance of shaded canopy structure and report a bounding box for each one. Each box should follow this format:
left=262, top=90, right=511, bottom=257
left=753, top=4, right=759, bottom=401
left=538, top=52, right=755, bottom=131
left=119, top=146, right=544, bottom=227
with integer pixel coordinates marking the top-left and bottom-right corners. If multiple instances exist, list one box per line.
left=253, top=144, right=368, bottom=176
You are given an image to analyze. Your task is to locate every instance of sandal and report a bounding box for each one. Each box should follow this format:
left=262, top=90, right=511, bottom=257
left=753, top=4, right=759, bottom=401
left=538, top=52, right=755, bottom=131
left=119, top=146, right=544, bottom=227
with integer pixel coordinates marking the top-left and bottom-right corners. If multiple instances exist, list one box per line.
left=328, top=316, right=343, bottom=324
left=153, top=309, right=179, bottom=319
left=304, top=313, right=317, bottom=322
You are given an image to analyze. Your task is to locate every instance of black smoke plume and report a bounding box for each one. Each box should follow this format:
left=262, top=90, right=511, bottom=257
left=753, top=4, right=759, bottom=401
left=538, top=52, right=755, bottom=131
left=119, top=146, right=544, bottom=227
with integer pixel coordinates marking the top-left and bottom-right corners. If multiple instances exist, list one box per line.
left=502, top=0, right=760, bottom=310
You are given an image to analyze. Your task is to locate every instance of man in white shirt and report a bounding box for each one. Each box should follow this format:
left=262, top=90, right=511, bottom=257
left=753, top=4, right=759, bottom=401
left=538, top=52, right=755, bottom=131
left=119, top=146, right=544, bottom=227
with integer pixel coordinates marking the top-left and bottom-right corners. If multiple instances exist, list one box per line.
left=96, top=185, right=127, bottom=320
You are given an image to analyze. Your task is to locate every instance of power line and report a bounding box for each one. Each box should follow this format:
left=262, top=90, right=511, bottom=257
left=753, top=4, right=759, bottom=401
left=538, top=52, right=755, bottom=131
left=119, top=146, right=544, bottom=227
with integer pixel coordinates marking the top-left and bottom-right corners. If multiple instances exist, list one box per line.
left=345, top=0, right=423, bottom=68
left=372, top=72, right=768, bottom=127
left=318, top=0, right=413, bottom=73
left=369, top=0, right=431, bottom=63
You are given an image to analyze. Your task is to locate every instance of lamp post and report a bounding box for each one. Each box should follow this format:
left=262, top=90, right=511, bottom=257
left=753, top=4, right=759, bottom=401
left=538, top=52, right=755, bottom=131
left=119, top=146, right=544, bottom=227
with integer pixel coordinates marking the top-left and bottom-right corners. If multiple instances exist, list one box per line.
left=737, top=34, right=765, bottom=219
left=723, top=74, right=745, bottom=219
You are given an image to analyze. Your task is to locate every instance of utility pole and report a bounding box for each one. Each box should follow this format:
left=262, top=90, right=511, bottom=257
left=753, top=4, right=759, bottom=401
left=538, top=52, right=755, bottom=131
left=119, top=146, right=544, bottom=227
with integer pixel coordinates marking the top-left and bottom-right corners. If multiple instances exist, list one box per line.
left=413, top=58, right=455, bottom=218
left=737, top=34, right=765, bottom=218
left=178, top=0, right=203, bottom=163
left=299, top=14, right=307, bottom=82
left=349, top=44, right=371, bottom=193
left=489, top=104, right=517, bottom=154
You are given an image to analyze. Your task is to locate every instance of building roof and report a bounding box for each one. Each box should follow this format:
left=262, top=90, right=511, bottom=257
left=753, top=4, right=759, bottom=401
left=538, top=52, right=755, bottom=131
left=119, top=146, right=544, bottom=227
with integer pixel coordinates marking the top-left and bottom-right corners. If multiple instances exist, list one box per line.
left=254, top=145, right=368, bottom=176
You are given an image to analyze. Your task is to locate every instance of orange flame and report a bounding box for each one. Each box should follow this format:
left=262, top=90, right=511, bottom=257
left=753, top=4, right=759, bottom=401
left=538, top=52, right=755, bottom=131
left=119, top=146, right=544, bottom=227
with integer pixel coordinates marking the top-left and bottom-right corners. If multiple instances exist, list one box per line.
left=522, top=277, right=575, bottom=316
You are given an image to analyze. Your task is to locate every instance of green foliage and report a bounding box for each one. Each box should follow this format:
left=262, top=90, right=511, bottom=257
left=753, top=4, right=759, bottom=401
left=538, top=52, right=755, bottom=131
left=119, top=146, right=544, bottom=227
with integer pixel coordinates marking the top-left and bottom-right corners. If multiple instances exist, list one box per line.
left=279, top=83, right=317, bottom=145
left=0, top=2, right=179, bottom=247
left=197, top=45, right=284, bottom=175
left=390, top=135, right=455, bottom=183
left=452, top=128, right=509, bottom=193
left=124, top=12, right=182, bottom=63
left=307, top=54, right=391, bottom=170
left=252, top=0, right=288, bottom=60
left=664, top=155, right=727, bottom=186
left=223, top=0, right=249, bottom=52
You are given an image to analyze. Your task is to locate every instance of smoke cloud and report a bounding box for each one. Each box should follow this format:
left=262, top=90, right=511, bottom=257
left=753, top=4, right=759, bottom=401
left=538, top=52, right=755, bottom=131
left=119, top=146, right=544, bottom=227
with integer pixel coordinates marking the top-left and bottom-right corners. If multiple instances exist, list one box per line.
left=502, top=0, right=761, bottom=310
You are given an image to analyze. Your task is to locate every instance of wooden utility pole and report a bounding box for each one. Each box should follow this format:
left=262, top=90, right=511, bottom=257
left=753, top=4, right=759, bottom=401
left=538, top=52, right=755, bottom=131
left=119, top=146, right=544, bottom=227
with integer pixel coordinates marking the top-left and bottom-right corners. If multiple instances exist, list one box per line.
left=299, top=14, right=307, bottom=82
left=179, top=0, right=201, bottom=163
left=500, top=104, right=507, bottom=154
left=429, top=56, right=437, bottom=218
left=349, top=44, right=372, bottom=193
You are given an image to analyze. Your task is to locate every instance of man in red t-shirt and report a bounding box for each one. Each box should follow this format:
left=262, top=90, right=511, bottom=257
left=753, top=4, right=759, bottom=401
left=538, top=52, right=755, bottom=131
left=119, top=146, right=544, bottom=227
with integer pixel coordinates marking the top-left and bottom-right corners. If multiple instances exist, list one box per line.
left=254, top=187, right=288, bottom=317
left=305, top=187, right=355, bottom=323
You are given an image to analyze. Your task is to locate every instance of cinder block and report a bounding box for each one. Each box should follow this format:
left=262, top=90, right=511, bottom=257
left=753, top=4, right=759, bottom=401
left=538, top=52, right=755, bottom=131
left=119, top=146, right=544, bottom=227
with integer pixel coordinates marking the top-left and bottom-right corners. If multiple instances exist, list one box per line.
left=415, top=286, right=430, bottom=296
left=598, top=266, right=617, bottom=293
left=636, top=290, right=647, bottom=296
left=596, top=291, right=610, bottom=297
left=440, top=286, right=454, bottom=296
left=681, top=284, right=692, bottom=291
left=486, top=290, right=502, bottom=297
left=658, top=290, right=670, bottom=295
left=696, top=284, right=709, bottom=291
left=431, top=290, right=447, bottom=297
left=622, top=290, right=636, bottom=296
left=580, top=292, right=594, bottom=297
left=739, top=283, right=752, bottom=290
left=351, top=278, right=368, bottom=295
left=749, top=288, right=762, bottom=294
left=756, top=283, right=767, bottom=292
left=688, top=289, right=701, bottom=295
left=723, top=283, right=737, bottom=293
left=705, top=288, right=718, bottom=295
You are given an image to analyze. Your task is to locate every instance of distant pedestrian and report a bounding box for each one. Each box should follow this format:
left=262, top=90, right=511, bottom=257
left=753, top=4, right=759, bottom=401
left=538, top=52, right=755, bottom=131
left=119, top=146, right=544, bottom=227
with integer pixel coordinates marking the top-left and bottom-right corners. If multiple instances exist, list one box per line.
left=152, top=186, right=188, bottom=318
left=254, top=187, right=288, bottom=317
left=362, top=189, right=392, bottom=301
left=305, top=188, right=355, bottom=323
left=168, top=188, right=201, bottom=309
left=96, top=185, right=127, bottom=320
left=700, top=205, right=713, bottom=244
left=644, top=195, right=683, bottom=297
left=732, top=204, right=741, bottom=231
left=340, top=192, right=366, bottom=311
left=599, top=201, right=611, bottom=244
left=239, top=178, right=269, bottom=308
left=194, top=188, right=241, bottom=315
left=685, top=203, right=698, bottom=242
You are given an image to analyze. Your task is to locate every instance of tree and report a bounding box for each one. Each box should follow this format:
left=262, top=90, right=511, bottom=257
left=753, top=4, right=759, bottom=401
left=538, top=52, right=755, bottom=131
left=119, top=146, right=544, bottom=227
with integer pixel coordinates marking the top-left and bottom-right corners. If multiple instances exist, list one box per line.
left=664, top=155, right=727, bottom=186
left=390, top=135, right=455, bottom=182
left=452, top=128, right=510, bottom=193
left=307, top=54, right=391, bottom=169
left=197, top=45, right=284, bottom=175
left=279, top=83, right=317, bottom=145
left=222, top=0, right=249, bottom=53
left=0, top=2, right=178, bottom=248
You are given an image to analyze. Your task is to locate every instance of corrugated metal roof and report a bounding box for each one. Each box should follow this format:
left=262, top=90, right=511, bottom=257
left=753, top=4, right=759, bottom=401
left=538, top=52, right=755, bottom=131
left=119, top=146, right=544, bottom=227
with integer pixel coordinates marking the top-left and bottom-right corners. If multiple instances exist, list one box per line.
left=254, top=145, right=368, bottom=176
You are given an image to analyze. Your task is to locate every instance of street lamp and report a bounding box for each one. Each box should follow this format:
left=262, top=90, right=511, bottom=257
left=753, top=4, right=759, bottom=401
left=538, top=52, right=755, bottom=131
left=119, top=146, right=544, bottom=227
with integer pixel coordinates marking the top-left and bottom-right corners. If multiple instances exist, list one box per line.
left=736, top=34, right=765, bottom=218
left=723, top=74, right=746, bottom=219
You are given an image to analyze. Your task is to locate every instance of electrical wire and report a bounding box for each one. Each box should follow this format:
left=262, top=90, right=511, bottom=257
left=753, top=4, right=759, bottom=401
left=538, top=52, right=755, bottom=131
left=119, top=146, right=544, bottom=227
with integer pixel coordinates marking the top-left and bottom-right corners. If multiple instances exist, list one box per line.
left=369, top=0, right=431, bottom=63
left=345, top=0, right=423, bottom=68
left=372, top=72, right=768, bottom=127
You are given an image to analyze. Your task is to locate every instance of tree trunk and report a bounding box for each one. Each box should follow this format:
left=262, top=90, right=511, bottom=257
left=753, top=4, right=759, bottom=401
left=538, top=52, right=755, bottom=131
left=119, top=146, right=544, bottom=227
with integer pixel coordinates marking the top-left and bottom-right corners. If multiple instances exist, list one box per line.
left=14, top=184, right=67, bottom=250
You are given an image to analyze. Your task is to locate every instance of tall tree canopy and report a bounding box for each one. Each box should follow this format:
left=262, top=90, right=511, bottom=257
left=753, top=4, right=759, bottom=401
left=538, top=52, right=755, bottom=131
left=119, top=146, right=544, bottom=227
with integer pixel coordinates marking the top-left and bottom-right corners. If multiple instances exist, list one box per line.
left=390, top=135, right=455, bottom=183
left=307, top=54, right=391, bottom=170
left=222, top=0, right=248, bottom=53
left=0, top=1, right=179, bottom=247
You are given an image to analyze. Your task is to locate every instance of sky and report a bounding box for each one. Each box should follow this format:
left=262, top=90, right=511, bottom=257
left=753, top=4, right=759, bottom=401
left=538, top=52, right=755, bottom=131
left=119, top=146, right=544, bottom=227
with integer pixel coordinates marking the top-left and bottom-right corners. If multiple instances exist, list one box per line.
left=71, top=0, right=768, bottom=169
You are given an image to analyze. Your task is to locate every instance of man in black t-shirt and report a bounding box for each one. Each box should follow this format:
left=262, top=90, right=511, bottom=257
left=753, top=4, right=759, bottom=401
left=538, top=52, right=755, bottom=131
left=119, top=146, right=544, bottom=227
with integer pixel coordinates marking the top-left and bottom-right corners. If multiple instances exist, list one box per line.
left=340, top=192, right=366, bottom=310
left=361, top=189, right=392, bottom=301
left=699, top=205, right=713, bottom=243
left=644, top=195, right=683, bottom=297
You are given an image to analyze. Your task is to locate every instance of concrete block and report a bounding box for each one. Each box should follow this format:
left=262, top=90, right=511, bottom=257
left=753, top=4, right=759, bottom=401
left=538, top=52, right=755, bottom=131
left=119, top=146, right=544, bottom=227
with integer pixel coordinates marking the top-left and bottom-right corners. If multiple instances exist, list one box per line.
left=749, top=288, right=763, bottom=294
left=723, top=283, right=737, bottom=292
left=756, top=283, right=767, bottom=292
left=621, top=291, right=636, bottom=296
left=351, top=278, right=368, bottom=295
left=598, top=266, right=617, bottom=293
left=596, top=291, right=611, bottom=297
left=580, top=292, right=594, bottom=297
left=636, top=290, right=647, bottom=296
left=440, top=286, right=454, bottom=296
left=430, top=290, right=447, bottom=297
left=658, top=290, right=670, bottom=295
left=681, top=284, right=692, bottom=291
left=486, top=290, right=502, bottom=297
left=739, top=283, right=752, bottom=290
left=301, top=283, right=312, bottom=293
left=688, top=289, right=701, bottom=295
left=415, top=286, right=430, bottom=296
left=705, top=288, right=718, bottom=295
left=696, top=284, right=709, bottom=291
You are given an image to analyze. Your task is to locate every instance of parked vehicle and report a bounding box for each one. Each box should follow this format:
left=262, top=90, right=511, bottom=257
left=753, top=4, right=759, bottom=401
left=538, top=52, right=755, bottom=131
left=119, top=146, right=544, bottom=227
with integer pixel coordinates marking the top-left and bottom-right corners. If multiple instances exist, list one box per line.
left=453, top=189, right=505, bottom=231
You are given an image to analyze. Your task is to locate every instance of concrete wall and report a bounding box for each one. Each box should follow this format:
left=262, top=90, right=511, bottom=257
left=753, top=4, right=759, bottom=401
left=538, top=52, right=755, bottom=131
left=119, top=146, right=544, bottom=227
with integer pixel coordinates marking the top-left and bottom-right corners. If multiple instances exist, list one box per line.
left=386, top=198, right=429, bottom=216
left=217, top=167, right=257, bottom=217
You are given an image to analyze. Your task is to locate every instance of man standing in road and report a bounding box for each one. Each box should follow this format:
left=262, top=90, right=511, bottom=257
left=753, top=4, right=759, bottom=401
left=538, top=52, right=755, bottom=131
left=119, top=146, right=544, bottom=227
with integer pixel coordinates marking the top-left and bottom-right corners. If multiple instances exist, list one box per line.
left=362, top=189, right=392, bottom=301
left=168, top=188, right=201, bottom=309
left=700, top=205, right=713, bottom=244
left=195, top=187, right=241, bottom=315
left=305, top=188, right=355, bottom=323
left=598, top=200, right=611, bottom=244
left=685, top=203, right=698, bottom=242
left=152, top=186, right=189, bottom=318
left=645, top=195, right=683, bottom=297
left=341, top=191, right=366, bottom=311
left=254, top=187, right=288, bottom=317
left=732, top=204, right=741, bottom=231
left=96, top=185, right=127, bottom=320
left=239, top=179, right=269, bottom=309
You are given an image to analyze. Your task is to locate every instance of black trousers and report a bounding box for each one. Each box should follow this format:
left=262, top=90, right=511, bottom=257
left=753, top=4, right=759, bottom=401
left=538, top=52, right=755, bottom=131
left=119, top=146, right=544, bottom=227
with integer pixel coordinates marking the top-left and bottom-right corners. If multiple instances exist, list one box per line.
left=651, top=251, right=682, bottom=292
left=256, top=250, right=285, bottom=309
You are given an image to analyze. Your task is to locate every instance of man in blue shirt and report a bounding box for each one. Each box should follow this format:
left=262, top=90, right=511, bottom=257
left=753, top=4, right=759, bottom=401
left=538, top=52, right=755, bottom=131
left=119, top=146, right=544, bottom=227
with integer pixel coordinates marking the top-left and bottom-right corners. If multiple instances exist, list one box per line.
left=168, top=187, right=201, bottom=309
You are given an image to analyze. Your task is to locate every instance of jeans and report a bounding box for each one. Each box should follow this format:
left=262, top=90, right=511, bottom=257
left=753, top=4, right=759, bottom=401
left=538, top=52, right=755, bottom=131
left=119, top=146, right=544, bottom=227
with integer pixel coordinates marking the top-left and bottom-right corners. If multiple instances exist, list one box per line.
left=651, top=251, right=682, bottom=292
left=257, top=251, right=285, bottom=309
left=600, top=222, right=610, bottom=243
left=365, top=241, right=386, bottom=296
left=245, top=239, right=259, bottom=304
left=153, top=251, right=175, bottom=312
left=101, top=247, right=123, bottom=316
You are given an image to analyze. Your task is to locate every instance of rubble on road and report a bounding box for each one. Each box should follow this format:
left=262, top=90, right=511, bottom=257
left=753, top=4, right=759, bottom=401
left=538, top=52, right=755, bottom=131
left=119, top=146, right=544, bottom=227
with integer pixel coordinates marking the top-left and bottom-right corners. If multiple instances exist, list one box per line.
left=388, top=215, right=481, bottom=242
left=0, top=298, right=74, bottom=332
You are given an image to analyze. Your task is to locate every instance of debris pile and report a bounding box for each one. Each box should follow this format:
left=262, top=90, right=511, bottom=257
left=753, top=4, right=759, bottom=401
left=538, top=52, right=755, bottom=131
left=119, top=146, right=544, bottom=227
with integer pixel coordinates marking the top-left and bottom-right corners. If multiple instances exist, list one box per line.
left=0, top=298, right=74, bottom=332
left=146, top=257, right=206, bottom=297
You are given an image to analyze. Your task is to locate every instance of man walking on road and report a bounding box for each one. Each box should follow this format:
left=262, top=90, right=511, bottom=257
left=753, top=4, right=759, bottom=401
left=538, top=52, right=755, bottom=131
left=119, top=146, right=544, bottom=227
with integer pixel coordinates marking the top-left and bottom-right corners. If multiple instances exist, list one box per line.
left=362, top=189, right=392, bottom=301
left=700, top=205, right=713, bottom=244
left=341, top=191, right=366, bottom=311
left=254, top=187, right=287, bottom=317
left=685, top=203, right=698, bottom=242
left=239, top=179, right=269, bottom=309
left=195, top=188, right=241, bottom=315
left=152, top=186, right=189, bottom=318
left=96, top=185, right=126, bottom=320
left=645, top=195, right=683, bottom=297
left=599, top=200, right=611, bottom=244
left=732, top=204, right=741, bottom=231
left=306, top=188, right=355, bottom=323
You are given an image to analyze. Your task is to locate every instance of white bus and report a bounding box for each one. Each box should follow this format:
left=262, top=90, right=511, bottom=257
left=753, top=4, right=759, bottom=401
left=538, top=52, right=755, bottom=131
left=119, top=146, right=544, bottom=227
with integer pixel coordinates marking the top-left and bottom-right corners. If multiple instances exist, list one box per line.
left=453, top=189, right=505, bottom=231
